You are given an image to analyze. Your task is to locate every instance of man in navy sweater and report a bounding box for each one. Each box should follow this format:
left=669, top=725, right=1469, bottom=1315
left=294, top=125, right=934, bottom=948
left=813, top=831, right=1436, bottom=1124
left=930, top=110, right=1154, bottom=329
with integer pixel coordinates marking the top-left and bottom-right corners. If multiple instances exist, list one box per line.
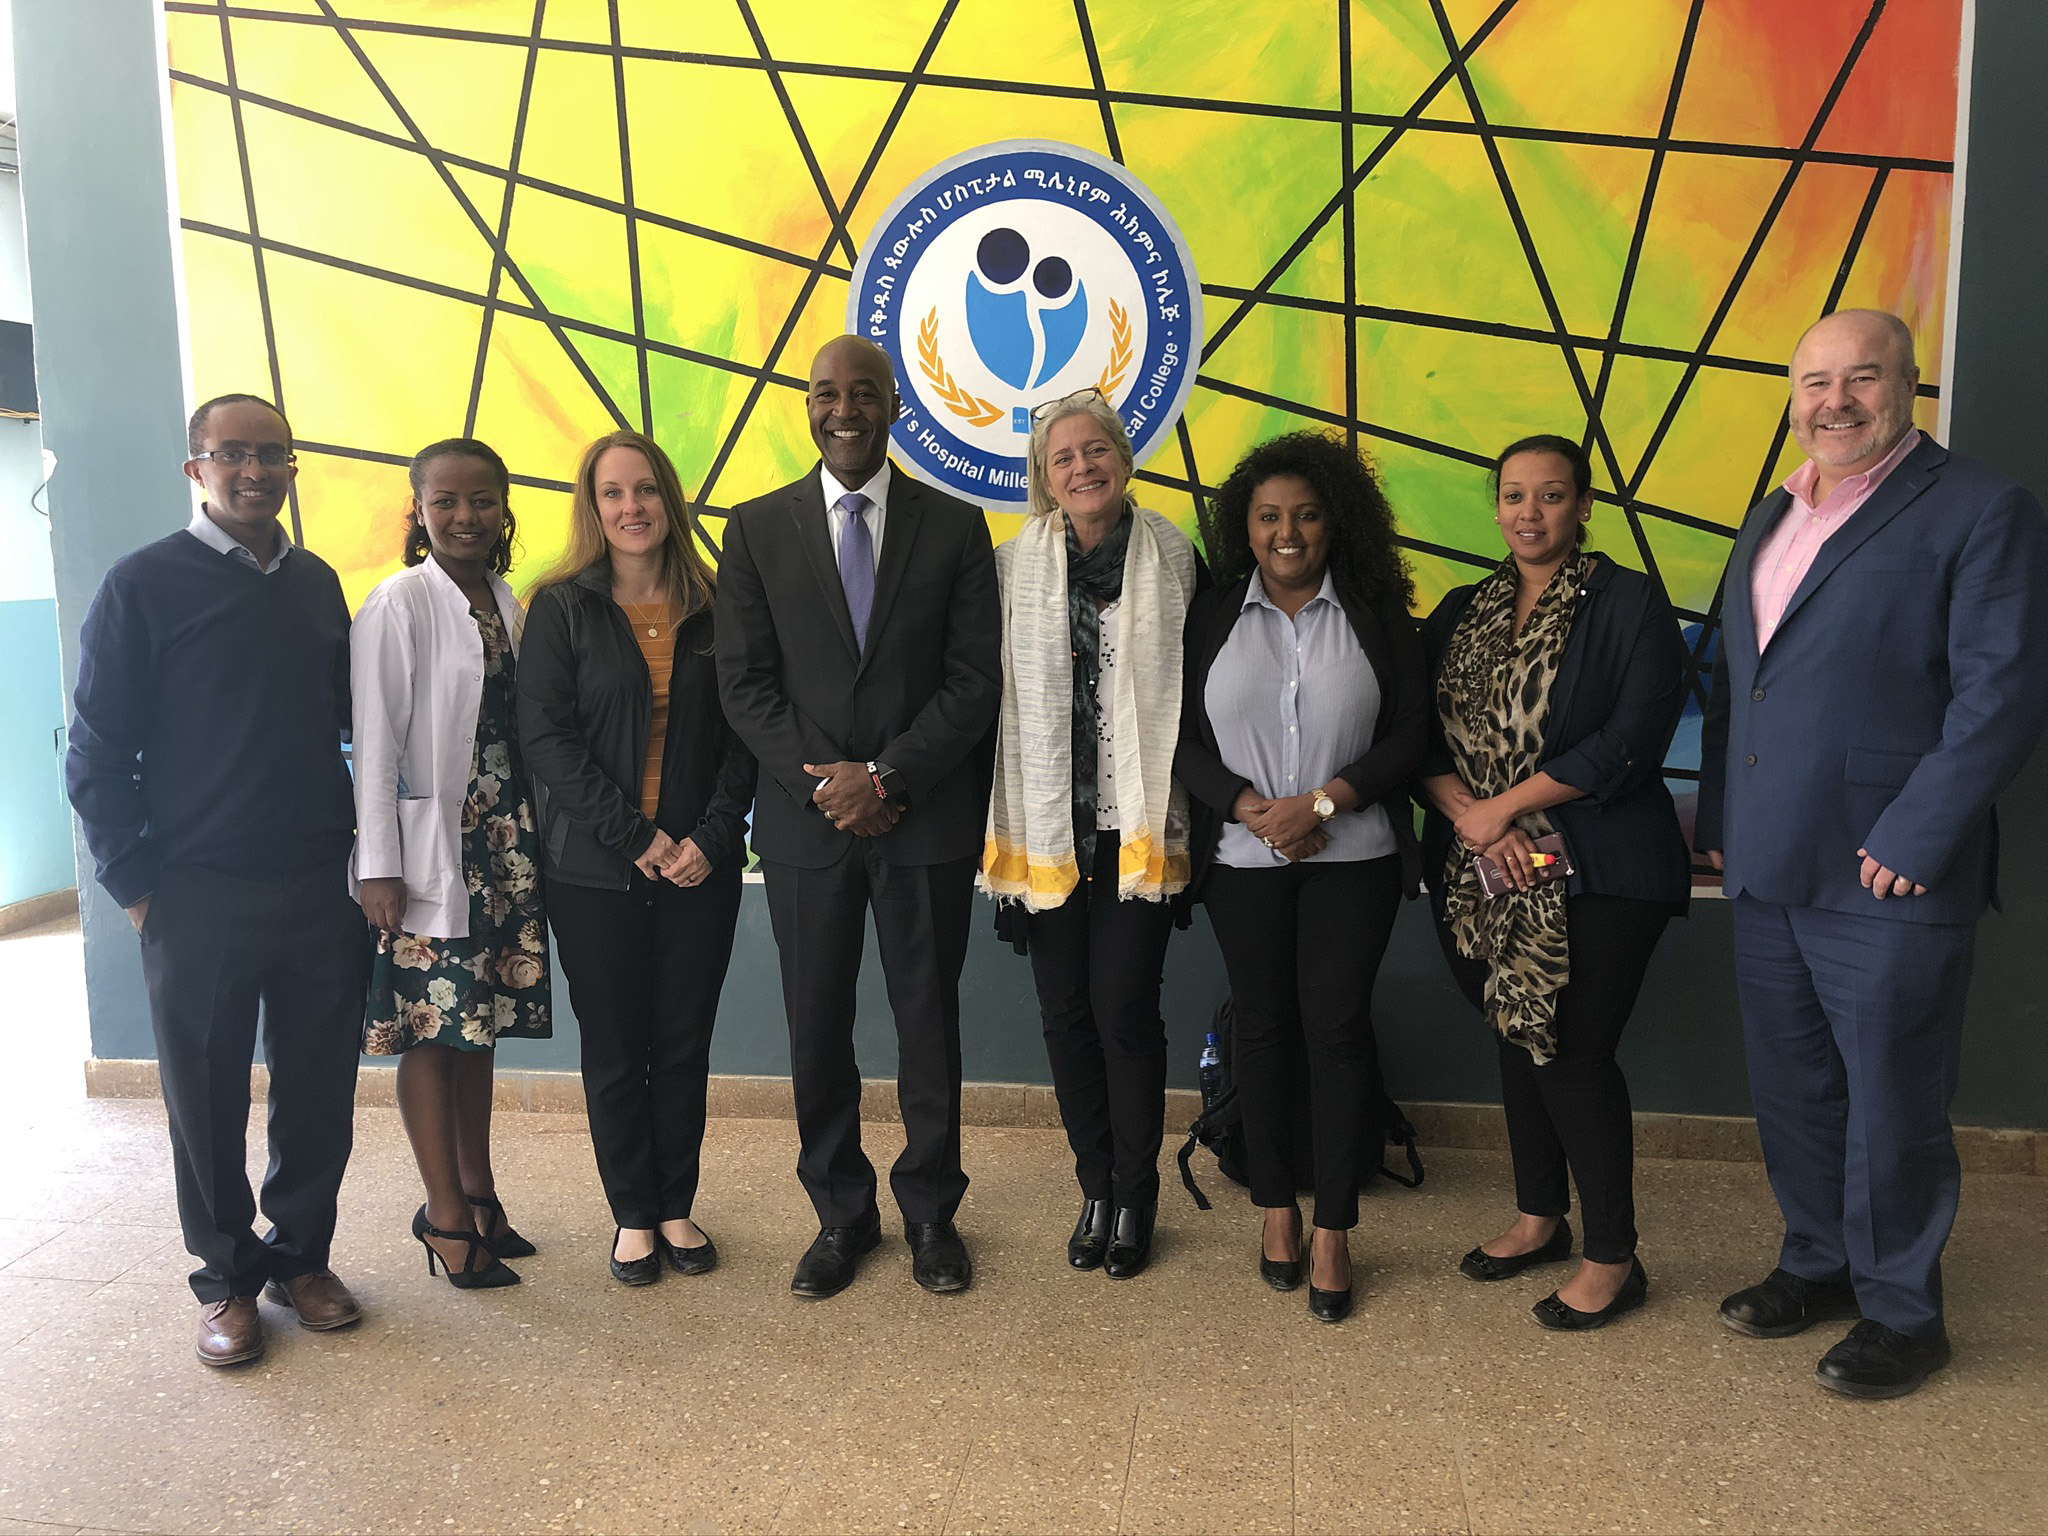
left=67, top=394, right=368, bottom=1367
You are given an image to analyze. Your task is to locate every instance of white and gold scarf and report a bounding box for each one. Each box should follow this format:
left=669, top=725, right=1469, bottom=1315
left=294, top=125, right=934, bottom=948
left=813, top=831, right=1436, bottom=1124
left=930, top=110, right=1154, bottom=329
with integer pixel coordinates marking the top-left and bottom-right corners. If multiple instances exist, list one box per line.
left=980, top=505, right=1196, bottom=909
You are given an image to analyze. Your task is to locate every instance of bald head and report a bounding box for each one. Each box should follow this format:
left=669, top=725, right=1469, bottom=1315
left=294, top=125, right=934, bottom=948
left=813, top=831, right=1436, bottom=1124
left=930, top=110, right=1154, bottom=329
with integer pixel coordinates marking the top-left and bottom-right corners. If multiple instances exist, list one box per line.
left=1791, top=308, right=1917, bottom=381
left=1787, top=309, right=1920, bottom=486
left=807, top=334, right=901, bottom=485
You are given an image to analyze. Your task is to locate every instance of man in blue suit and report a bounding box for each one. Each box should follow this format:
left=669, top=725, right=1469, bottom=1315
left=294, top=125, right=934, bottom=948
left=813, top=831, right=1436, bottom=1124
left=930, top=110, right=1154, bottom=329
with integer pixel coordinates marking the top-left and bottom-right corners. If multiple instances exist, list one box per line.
left=1697, top=309, right=2048, bottom=1399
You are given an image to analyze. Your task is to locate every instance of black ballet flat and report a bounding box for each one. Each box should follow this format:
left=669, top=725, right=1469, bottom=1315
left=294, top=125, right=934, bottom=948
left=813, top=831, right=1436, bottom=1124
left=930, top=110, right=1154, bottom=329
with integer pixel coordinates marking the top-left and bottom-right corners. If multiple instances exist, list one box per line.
left=1260, top=1253, right=1303, bottom=1291
left=468, top=1193, right=537, bottom=1260
left=1308, top=1284, right=1353, bottom=1324
left=609, top=1228, right=662, bottom=1287
left=1532, top=1256, right=1648, bottom=1332
left=661, top=1228, right=719, bottom=1277
left=1459, top=1218, right=1571, bottom=1283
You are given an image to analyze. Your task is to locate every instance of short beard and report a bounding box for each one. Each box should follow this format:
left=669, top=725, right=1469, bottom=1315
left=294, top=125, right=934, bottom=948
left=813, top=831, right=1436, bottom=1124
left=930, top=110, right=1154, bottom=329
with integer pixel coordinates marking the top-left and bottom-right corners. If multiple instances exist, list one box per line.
left=1794, top=399, right=1914, bottom=468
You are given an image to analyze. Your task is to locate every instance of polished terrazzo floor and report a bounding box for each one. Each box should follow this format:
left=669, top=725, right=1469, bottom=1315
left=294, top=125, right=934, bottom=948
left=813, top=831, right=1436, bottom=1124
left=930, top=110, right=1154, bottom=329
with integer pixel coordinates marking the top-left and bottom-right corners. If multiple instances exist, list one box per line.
left=0, top=917, right=2043, bottom=1535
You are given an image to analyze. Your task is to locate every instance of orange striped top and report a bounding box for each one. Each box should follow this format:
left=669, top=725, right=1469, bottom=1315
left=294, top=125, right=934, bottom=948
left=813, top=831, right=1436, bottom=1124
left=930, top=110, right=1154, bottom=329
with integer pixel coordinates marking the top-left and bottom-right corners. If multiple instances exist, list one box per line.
left=623, top=602, right=677, bottom=820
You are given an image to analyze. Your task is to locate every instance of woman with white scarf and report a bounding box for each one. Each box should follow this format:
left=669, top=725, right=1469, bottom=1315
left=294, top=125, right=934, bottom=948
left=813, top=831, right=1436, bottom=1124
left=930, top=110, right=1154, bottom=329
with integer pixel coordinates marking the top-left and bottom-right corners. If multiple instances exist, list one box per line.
left=981, top=389, right=1201, bottom=1280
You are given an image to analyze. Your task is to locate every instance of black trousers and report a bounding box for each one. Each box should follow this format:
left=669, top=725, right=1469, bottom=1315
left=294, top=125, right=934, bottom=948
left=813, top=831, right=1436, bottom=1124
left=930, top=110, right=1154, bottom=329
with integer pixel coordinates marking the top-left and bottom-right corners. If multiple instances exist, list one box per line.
left=140, top=860, right=367, bottom=1303
left=548, top=869, right=742, bottom=1228
left=1024, top=832, right=1177, bottom=1206
left=1437, top=893, right=1673, bottom=1264
left=760, top=847, right=974, bottom=1228
left=1204, top=854, right=1403, bottom=1230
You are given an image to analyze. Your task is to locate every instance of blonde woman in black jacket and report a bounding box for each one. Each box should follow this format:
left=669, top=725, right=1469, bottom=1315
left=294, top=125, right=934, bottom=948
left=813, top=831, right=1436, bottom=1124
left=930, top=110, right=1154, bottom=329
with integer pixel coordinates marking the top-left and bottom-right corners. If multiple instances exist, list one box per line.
left=516, top=431, right=754, bottom=1288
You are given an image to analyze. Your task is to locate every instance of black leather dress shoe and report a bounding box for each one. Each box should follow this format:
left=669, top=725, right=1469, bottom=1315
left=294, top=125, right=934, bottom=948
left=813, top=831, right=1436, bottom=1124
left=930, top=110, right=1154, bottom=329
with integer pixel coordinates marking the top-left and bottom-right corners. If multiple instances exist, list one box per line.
left=609, top=1229, right=661, bottom=1287
left=1103, top=1203, right=1155, bottom=1280
left=661, top=1228, right=718, bottom=1277
left=905, top=1220, right=972, bottom=1293
left=791, top=1214, right=882, bottom=1299
left=1719, top=1267, right=1859, bottom=1338
left=1068, top=1198, right=1113, bottom=1270
left=1459, top=1219, right=1572, bottom=1282
left=1532, top=1256, right=1648, bottom=1331
left=1815, top=1319, right=1951, bottom=1399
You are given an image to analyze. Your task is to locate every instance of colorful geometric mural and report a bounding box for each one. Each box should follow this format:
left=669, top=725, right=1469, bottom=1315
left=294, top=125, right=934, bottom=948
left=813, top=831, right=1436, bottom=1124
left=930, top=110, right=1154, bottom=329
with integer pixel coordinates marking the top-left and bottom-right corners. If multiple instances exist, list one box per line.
left=163, top=0, right=1962, bottom=763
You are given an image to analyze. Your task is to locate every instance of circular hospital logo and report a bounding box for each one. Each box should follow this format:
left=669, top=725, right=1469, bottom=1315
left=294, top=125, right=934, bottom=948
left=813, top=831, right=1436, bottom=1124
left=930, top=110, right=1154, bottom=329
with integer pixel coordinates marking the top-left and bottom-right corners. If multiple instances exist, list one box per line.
left=848, top=140, right=1203, bottom=507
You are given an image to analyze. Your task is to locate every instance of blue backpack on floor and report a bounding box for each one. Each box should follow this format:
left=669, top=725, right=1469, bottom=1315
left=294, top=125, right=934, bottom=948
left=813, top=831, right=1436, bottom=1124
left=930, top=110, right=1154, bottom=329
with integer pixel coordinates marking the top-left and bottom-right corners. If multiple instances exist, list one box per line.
left=1177, top=997, right=1424, bottom=1209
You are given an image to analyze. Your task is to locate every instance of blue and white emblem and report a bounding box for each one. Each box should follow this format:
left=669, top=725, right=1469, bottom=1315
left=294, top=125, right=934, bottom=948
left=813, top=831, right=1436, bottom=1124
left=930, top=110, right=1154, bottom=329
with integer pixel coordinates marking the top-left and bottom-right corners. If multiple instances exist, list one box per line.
left=848, top=140, right=1203, bottom=507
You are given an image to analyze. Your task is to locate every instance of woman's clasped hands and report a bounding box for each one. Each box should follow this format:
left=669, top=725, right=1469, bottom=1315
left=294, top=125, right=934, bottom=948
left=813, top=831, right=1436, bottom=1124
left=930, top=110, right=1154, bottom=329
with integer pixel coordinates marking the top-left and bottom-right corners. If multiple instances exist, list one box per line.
left=1452, top=796, right=1541, bottom=894
left=1232, top=787, right=1329, bottom=862
left=633, top=828, right=712, bottom=887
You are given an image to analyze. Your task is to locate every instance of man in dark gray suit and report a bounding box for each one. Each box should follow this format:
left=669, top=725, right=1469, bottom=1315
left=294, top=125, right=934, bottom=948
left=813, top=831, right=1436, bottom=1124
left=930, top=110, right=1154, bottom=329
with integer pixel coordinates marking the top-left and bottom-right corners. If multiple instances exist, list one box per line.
left=716, top=335, right=1001, bottom=1298
left=1697, top=309, right=2048, bottom=1398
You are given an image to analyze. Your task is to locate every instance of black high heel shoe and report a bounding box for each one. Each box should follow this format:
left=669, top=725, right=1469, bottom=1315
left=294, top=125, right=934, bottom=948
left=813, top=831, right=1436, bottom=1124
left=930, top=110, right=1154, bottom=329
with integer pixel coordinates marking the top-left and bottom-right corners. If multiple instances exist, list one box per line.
left=609, top=1228, right=662, bottom=1287
left=412, top=1205, right=520, bottom=1290
left=468, top=1193, right=537, bottom=1260
left=1068, top=1198, right=1113, bottom=1270
left=1259, top=1210, right=1303, bottom=1292
left=1532, top=1256, right=1648, bottom=1332
left=660, top=1226, right=719, bottom=1276
left=1103, top=1202, right=1155, bottom=1280
left=1459, top=1218, right=1571, bottom=1283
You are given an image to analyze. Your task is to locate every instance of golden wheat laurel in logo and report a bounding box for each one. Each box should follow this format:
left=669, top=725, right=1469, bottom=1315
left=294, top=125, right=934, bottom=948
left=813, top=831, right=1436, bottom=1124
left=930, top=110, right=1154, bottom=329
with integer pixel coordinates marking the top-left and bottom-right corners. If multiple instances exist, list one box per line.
left=917, top=309, right=1005, bottom=427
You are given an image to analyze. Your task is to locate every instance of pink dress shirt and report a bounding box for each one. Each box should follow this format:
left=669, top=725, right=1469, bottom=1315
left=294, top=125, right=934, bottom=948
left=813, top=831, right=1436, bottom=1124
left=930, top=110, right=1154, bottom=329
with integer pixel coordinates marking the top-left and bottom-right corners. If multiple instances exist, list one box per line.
left=1751, top=428, right=1922, bottom=650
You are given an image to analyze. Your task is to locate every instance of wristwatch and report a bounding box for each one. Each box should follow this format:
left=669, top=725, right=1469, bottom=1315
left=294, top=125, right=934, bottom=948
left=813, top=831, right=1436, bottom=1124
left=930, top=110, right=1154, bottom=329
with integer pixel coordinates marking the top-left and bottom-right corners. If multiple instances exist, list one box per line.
left=1311, top=789, right=1337, bottom=822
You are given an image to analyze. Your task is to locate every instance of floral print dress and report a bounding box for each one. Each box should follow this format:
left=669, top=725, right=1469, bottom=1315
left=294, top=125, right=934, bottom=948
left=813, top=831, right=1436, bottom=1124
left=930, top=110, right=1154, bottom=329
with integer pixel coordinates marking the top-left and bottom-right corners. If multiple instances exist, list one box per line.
left=363, top=608, right=552, bottom=1054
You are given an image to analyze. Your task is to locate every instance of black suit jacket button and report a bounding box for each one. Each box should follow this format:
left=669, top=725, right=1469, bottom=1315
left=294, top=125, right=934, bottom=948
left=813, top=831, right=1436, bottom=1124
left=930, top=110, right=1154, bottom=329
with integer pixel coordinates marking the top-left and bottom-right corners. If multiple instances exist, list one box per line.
left=1751, top=688, right=1765, bottom=701
left=1745, top=754, right=1757, bottom=766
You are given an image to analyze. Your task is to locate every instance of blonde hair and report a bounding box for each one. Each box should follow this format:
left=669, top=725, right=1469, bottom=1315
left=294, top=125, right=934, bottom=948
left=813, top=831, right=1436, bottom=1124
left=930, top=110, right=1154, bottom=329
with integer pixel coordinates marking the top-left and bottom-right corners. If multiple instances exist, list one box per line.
left=1025, top=393, right=1138, bottom=520
left=534, top=431, right=717, bottom=625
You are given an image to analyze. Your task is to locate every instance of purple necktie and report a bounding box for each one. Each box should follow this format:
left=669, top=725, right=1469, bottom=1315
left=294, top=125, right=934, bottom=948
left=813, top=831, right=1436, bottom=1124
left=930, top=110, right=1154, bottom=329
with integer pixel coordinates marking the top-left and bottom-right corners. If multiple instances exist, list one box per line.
left=836, top=492, right=875, bottom=651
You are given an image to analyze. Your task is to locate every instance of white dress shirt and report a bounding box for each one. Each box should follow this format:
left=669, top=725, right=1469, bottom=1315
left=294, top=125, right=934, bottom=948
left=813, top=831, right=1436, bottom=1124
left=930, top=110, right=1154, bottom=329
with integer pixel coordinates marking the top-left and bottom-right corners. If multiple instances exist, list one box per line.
left=820, top=460, right=890, bottom=570
left=185, top=503, right=292, bottom=574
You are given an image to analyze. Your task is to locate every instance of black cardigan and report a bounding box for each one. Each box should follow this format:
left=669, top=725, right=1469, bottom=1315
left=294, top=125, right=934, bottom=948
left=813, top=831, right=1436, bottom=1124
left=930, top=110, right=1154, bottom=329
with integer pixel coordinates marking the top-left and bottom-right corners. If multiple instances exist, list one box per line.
left=1175, top=572, right=1431, bottom=900
left=1415, top=554, right=1691, bottom=916
left=516, top=565, right=756, bottom=891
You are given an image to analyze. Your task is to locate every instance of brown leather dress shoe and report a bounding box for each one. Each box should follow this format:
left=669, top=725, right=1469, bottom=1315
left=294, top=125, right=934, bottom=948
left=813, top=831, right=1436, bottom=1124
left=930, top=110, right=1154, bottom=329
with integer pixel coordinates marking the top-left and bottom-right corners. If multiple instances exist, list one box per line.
left=262, top=1270, right=364, bottom=1331
left=196, top=1297, right=264, bottom=1366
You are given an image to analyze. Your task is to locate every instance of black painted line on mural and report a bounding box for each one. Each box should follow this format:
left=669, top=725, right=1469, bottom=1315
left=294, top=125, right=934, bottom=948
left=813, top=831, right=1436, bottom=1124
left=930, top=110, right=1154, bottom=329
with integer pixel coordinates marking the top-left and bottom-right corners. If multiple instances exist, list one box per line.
left=165, top=6, right=1957, bottom=178
left=1429, top=0, right=1665, bottom=592
left=608, top=0, right=652, bottom=435
left=1072, top=0, right=1125, bottom=164
left=1621, top=0, right=1887, bottom=506
left=735, top=0, right=859, bottom=273
left=211, top=4, right=302, bottom=546
left=294, top=438, right=576, bottom=495
left=169, top=70, right=855, bottom=284
left=692, top=1, right=959, bottom=510
left=1191, top=284, right=1943, bottom=395
left=1338, top=0, right=1358, bottom=457
left=464, top=0, right=546, bottom=442
left=1195, top=369, right=1733, bottom=549
left=1585, top=0, right=1704, bottom=447
left=181, top=221, right=812, bottom=398
left=303, top=0, right=636, bottom=433
left=1683, top=164, right=1895, bottom=711
left=1202, top=0, right=1521, bottom=363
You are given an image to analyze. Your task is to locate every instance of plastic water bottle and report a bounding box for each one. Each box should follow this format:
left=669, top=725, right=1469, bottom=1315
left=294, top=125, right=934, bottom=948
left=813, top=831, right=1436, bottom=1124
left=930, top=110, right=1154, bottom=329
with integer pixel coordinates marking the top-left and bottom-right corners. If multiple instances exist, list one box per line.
left=1198, top=1032, right=1224, bottom=1115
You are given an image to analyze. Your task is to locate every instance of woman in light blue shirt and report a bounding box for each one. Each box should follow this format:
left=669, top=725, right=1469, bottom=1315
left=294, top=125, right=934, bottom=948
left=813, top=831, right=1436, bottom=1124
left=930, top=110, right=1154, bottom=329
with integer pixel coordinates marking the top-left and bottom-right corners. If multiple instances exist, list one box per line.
left=1177, top=432, right=1428, bottom=1323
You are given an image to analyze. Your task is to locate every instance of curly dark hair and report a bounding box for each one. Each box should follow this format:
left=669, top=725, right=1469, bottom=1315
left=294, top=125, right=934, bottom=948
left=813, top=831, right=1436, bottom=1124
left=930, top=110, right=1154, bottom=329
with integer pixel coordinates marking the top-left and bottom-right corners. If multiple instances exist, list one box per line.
left=402, top=438, right=517, bottom=575
left=1200, top=430, right=1414, bottom=612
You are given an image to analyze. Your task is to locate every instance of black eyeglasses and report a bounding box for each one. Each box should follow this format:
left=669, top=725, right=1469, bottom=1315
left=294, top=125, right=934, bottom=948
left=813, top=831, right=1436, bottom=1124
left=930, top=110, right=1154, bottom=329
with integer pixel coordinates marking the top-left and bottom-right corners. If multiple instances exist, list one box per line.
left=192, top=447, right=296, bottom=469
left=1029, top=385, right=1106, bottom=422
